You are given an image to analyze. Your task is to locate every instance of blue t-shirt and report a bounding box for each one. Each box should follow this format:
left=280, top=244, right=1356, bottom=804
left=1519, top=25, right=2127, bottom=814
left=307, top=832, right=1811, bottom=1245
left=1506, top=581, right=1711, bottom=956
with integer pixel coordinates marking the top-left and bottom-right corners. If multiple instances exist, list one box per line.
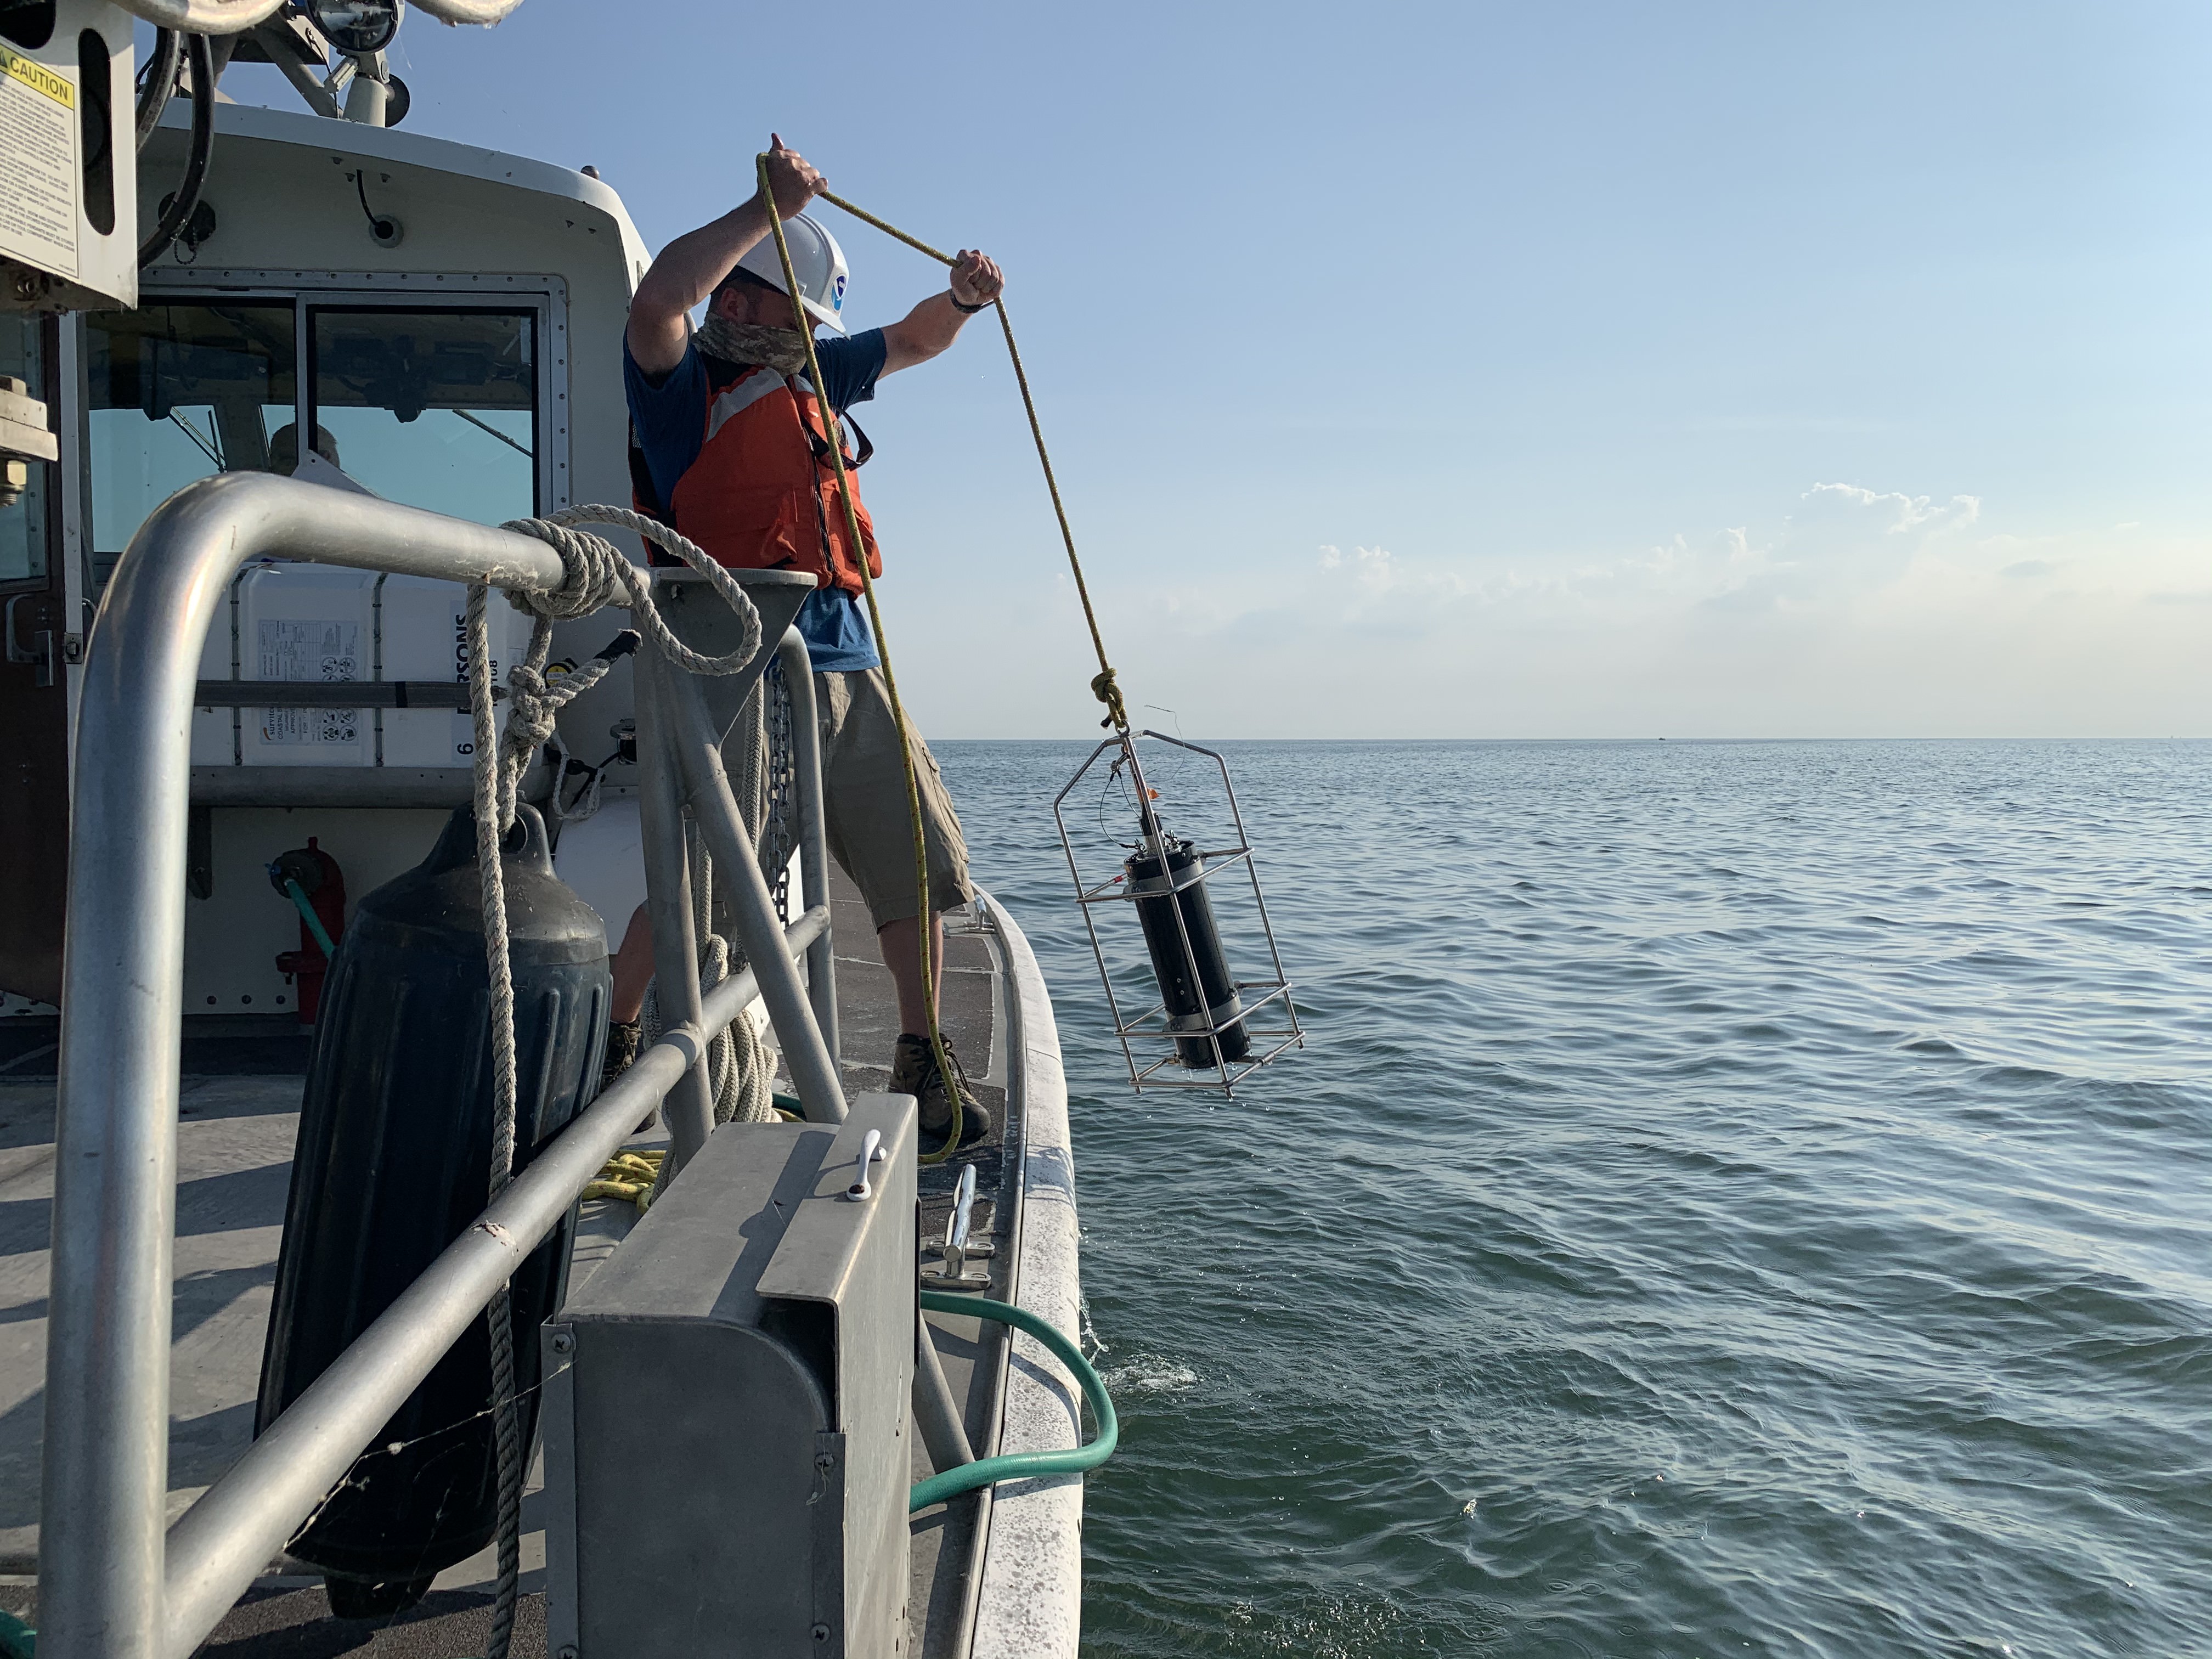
left=623, top=326, right=889, bottom=672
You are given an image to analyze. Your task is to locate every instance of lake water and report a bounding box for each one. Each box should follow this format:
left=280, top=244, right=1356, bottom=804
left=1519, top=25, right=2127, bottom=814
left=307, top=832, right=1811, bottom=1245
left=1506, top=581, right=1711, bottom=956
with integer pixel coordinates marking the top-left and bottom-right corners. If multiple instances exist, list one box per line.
left=937, top=740, right=2212, bottom=1659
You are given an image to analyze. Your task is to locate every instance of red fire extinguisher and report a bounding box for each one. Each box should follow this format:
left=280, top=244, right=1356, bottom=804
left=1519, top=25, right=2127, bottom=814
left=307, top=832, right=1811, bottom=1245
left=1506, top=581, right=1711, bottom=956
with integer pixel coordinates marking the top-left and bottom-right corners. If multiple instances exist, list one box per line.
left=269, top=838, right=347, bottom=1024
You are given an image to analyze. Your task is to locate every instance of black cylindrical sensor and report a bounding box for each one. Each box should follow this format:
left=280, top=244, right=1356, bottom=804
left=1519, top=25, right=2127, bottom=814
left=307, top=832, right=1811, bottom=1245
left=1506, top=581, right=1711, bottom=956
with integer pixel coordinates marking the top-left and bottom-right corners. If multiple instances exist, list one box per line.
left=1125, top=834, right=1250, bottom=1068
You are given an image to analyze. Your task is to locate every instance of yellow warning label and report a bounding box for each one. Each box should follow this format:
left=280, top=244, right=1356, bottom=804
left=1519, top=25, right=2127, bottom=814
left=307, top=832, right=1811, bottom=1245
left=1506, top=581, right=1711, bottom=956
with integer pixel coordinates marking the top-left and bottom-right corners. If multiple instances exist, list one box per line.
left=0, top=41, right=77, bottom=279
left=0, top=46, right=73, bottom=110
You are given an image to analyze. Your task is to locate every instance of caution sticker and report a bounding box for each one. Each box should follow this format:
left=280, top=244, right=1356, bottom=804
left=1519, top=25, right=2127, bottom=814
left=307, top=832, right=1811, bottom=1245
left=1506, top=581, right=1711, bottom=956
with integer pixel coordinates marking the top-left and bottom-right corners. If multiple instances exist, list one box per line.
left=0, top=42, right=78, bottom=280
left=0, top=44, right=73, bottom=108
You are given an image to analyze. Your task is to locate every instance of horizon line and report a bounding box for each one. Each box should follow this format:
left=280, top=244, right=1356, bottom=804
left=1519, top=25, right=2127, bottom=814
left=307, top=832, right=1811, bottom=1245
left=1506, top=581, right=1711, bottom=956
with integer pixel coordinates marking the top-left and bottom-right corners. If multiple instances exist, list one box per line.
left=931, top=733, right=2212, bottom=744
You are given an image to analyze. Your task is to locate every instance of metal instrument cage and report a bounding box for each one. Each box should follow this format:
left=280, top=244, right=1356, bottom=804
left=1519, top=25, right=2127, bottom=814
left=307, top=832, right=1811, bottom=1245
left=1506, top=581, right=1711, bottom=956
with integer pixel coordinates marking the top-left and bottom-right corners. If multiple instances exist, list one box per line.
left=1052, top=730, right=1302, bottom=1094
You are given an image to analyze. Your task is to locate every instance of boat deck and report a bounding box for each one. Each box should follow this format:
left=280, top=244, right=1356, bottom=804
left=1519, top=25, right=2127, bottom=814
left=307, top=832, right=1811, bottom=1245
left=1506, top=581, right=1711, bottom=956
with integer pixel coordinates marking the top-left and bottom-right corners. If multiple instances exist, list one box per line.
left=0, top=867, right=1022, bottom=1657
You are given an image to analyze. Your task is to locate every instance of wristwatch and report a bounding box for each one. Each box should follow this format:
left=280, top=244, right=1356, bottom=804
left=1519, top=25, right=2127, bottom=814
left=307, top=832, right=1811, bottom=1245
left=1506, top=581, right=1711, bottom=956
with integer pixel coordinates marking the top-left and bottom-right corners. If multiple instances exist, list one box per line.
left=950, top=292, right=991, bottom=314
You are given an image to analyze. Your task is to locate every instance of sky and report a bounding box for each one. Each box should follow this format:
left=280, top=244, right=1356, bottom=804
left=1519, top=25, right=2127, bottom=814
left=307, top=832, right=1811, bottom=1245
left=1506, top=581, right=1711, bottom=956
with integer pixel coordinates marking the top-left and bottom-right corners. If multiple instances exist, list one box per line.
left=225, top=2, right=2212, bottom=738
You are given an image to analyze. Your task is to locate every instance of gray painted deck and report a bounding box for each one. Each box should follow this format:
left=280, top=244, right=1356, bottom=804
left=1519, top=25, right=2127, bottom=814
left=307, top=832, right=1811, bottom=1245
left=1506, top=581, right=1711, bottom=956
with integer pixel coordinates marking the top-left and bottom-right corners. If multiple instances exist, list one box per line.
left=0, top=866, right=1025, bottom=1657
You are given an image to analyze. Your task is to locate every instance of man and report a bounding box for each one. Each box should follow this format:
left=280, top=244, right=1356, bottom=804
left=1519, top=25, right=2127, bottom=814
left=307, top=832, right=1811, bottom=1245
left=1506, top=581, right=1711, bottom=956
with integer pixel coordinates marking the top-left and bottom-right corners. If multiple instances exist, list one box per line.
left=611, top=136, right=1001, bottom=1149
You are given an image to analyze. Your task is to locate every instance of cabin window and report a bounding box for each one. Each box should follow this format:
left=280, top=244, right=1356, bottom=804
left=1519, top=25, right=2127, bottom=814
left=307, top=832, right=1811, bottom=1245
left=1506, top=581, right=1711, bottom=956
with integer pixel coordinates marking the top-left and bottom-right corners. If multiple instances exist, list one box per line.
left=1, top=315, right=45, bottom=585
left=82, top=301, right=297, bottom=582
left=308, top=308, right=536, bottom=524
left=78, top=290, right=554, bottom=592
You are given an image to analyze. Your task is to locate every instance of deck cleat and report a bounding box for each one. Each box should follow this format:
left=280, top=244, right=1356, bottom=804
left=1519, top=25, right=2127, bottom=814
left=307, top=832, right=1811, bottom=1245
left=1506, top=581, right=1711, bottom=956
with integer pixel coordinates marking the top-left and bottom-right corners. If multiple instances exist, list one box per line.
left=921, top=1161, right=997, bottom=1290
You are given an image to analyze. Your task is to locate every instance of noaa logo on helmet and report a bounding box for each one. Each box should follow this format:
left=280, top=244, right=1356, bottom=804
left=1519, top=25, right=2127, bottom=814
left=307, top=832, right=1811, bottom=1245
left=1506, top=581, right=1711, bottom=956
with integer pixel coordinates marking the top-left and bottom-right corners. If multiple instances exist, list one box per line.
left=832, top=273, right=847, bottom=311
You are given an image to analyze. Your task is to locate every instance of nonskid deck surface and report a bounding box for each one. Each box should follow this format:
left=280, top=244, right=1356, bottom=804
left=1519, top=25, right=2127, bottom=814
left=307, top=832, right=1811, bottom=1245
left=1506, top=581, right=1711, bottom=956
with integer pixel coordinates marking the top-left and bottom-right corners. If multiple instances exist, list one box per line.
left=0, top=869, right=1023, bottom=1658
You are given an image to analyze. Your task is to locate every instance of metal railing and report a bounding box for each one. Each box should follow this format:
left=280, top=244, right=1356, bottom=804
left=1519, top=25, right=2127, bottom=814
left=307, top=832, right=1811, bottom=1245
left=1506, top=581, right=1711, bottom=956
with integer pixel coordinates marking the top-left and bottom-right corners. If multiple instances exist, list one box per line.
left=40, top=472, right=845, bottom=1659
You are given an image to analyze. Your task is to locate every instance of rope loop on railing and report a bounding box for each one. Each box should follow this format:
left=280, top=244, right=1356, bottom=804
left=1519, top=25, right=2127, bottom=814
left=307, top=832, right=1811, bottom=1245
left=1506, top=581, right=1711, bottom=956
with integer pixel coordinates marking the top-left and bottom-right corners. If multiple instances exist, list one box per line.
left=467, top=506, right=763, bottom=835
left=500, top=506, right=761, bottom=680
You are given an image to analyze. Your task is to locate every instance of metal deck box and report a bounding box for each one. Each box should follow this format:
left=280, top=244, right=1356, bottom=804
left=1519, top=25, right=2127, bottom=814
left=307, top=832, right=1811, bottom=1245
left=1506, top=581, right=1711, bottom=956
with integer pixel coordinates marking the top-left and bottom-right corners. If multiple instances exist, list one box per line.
left=543, top=1097, right=917, bottom=1658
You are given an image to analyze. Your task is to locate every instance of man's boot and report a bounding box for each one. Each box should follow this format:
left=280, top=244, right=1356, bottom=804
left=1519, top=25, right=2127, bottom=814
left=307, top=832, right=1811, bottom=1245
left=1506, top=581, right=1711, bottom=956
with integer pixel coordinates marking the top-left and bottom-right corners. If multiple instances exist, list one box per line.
left=890, top=1032, right=989, bottom=1150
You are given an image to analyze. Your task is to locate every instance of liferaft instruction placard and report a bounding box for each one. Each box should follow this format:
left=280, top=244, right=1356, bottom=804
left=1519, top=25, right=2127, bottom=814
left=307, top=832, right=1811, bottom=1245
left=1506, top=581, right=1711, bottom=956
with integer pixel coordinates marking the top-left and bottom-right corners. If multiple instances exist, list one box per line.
left=258, top=619, right=364, bottom=747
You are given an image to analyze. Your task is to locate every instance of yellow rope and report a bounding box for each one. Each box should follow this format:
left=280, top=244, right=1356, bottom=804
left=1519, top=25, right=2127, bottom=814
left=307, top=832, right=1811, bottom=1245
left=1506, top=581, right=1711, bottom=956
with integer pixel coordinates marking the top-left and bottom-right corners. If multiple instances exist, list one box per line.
left=815, top=188, right=1130, bottom=734
left=584, top=1148, right=664, bottom=1212
left=759, top=155, right=968, bottom=1163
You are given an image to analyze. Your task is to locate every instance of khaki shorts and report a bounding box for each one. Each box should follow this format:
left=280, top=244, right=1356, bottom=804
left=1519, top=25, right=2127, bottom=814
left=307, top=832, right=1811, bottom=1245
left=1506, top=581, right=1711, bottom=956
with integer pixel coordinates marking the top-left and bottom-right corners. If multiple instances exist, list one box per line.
left=815, top=668, right=972, bottom=931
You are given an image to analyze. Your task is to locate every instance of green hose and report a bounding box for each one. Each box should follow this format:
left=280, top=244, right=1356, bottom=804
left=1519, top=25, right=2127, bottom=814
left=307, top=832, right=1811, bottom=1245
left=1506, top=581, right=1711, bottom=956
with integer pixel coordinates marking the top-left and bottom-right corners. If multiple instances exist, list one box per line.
left=910, top=1291, right=1117, bottom=1513
left=280, top=876, right=338, bottom=958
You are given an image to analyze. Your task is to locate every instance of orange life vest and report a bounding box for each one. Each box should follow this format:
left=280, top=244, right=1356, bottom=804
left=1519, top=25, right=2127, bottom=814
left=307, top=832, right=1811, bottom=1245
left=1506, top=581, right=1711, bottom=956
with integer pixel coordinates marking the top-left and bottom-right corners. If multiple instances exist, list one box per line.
left=651, top=356, right=882, bottom=594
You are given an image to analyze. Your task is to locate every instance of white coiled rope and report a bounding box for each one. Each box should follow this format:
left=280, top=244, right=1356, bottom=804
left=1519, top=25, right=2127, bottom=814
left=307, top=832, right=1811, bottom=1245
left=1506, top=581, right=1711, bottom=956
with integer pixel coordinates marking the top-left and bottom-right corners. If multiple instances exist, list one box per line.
left=466, top=506, right=758, bottom=1659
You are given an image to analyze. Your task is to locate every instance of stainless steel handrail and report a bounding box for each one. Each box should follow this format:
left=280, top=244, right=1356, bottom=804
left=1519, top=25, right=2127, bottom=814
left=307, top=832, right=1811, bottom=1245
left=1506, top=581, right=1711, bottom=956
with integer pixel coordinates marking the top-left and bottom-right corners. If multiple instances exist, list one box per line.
left=40, top=473, right=844, bottom=1659
left=652, top=644, right=848, bottom=1123
left=46, top=475, right=569, bottom=1659
left=778, top=629, right=839, bottom=1071
left=635, top=632, right=721, bottom=1169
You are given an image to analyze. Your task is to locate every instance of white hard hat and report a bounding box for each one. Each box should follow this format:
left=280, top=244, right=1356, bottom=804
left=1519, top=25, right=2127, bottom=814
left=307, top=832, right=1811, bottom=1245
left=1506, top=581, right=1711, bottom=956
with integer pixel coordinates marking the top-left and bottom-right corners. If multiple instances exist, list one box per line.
left=734, top=213, right=849, bottom=335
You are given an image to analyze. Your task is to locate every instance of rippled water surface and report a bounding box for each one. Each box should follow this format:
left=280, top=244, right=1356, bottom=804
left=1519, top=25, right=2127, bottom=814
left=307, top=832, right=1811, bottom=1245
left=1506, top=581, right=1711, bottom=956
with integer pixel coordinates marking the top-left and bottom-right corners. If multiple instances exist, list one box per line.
left=935, top=740, right=2212, bottom=1659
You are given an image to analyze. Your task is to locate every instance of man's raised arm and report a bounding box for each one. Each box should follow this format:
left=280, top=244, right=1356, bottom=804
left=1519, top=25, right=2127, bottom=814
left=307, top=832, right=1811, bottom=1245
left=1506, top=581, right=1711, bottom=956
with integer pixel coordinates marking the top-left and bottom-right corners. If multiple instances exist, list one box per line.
left=881, top=249, right=1007, bottom=375
left=625, top=136, right=827, bottom=376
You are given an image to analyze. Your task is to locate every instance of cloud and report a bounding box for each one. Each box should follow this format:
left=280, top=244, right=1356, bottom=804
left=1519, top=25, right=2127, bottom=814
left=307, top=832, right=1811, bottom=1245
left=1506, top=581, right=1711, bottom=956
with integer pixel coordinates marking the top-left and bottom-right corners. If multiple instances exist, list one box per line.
left=1672, top=479, right=1991, bottom=613
left=1309, top=541, right=1469, bottom=606
left=1353, top=545, right=1394, bottom=591
left=1131, top=483, right=2180, bottom=695
left=1313, top=541, right=1400, bottom=597
left=905, top=479, right=2210, bottom=737
left=1361, top=481, right=2005, bottom=621
left=1801, top=481, right=1982, bottom=535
